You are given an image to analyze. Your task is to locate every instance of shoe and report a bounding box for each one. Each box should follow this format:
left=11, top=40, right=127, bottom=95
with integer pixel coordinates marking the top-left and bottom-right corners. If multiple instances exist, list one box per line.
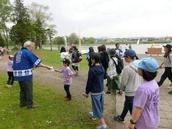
left=88, top=112, right=97, bottom=120
left=96, top=124, right=108, bottom=129
left=27, top=104, right=39, bottom=109
left=106, top=91, right=111, bottom=94
left=168, top=91, right=172, bottom=95
left=114, top=115, right=124, bottom=122
left=65, top=97, right=72, bottom=101
left=6, top=84, right=12, bottom=88
left=168, top=84, right=172, bottom=89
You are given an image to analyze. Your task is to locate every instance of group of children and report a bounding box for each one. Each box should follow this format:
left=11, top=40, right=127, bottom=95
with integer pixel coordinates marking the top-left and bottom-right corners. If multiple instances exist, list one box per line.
left=83, top=43, right=171, bottom=129
left=5, top=43, right=172, bottom=129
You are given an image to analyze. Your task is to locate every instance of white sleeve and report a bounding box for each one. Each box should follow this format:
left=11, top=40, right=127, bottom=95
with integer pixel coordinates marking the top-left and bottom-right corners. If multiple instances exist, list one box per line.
left=120, top=67, right=130, bottom=91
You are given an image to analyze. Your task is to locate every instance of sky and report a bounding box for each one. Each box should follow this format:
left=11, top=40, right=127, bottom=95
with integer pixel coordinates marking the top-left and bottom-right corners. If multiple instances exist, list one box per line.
left=11, top=0, right=172, bottom=38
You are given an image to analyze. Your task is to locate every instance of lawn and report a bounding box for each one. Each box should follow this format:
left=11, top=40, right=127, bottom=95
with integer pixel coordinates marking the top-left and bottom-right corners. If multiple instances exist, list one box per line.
left=0, top=49, right=95, bottom=129
left=35, top=49, right=88, bottom=71
left=0, top=75, right=96, bottom=129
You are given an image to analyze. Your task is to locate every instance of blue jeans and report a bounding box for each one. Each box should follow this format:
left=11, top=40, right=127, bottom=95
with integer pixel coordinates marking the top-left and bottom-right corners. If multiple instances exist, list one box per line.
left=91, top=94, right=104, bottom=119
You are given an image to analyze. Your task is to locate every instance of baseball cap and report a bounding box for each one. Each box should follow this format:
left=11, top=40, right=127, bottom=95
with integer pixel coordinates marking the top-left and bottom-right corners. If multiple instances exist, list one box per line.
left=124, top=49, right=136, bottom=58
left=163, top=44, right=172, bottom=50
left=133, top=57, right=159, bottom=73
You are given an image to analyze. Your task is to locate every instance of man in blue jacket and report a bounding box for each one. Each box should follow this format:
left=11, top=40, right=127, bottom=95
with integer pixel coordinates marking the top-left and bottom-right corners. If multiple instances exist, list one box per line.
left=13, top=41, right=52, bottom=109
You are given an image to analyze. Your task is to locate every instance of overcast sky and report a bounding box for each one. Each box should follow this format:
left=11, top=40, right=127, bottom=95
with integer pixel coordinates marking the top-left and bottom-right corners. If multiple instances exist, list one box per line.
left=11, top=0, right=172, bottom=38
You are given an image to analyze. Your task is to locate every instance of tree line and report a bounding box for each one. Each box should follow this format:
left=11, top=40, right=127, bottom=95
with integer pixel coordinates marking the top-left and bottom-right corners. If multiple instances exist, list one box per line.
left=0, top=0, right=96, bottom=49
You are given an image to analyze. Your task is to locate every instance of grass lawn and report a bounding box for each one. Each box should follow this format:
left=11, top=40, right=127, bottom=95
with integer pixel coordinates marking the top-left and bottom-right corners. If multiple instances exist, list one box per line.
left=0, top=75, right=96, bottom=129
left=35, top=49, right=88, bottom=71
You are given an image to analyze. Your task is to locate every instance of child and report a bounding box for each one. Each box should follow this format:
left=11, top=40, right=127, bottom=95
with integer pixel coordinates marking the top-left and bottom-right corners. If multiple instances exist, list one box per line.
left=114, top=49, right=141, bottom=122
left=106, top=48, right=120, bottom=94
left=71, top=46, right=82, bottom=76
left=158, top=44, right=172, bottom=88
left=6, top=55, right=14, bottom=87
left=83, top=53, right=108, bottom=129
left=55, top=58, right=73, bottom=101
left=128, top=57, right=159, bottom=129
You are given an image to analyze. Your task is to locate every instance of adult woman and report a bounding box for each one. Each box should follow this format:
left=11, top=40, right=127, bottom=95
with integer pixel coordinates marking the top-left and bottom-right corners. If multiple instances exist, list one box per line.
left=158, top=44, right=172, bottom=88
left=128, top=57, right=160, bottom=129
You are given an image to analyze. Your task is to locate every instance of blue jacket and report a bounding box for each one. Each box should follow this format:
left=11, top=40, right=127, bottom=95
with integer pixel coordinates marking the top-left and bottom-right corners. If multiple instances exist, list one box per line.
left=13, top=48, right=41, bottom=81
left=86, top=65, right=105, bottom=94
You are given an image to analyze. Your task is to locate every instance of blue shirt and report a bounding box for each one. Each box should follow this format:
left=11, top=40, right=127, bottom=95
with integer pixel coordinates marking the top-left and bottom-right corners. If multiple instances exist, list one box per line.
left=13, top=48, right=41, bottom=81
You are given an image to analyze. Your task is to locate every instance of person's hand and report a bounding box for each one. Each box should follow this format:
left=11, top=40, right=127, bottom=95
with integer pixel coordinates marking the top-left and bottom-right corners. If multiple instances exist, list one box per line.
left=118, top=90, right=123, bottom=96
left=83, top=93, right=89, bottom=98
left=159, top=65, right=164, bottom=69
left=49, top=66, right=54, bottom=72
left=128, top=123, right=135, bottom=129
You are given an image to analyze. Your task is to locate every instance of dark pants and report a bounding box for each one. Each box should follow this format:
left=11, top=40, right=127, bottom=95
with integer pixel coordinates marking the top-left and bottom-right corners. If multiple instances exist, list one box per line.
left=64, top=85, right=71, bottom=100
left=72, top=65, right=79, bottom=71
left=158, top=67, right=172, bottom=87
left=19, top=81, right=33, bottom=107
left=120, top=96, right=134, bottom=120
left=7, top=72, right=14, bottom=85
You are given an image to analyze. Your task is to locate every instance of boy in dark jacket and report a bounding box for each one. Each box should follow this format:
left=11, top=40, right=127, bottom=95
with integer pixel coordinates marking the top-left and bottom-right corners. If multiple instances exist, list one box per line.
left=83, top=53, right=108, bottom=129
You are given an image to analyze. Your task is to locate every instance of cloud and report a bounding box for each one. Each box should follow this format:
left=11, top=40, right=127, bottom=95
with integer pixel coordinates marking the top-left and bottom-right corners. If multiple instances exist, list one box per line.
left=13, top=0, right=172, bottom=37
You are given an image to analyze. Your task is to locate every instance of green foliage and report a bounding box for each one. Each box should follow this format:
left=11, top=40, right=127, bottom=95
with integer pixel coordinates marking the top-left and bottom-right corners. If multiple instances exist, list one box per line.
left=53, top=36, right=65, bottom=45
left=10, top=20, right=32, bottom=46
left=0, top=75, right=96, bottom=129
left=68, top=33, right=79, bottom=45
left=36, top=49, right=88, bottom=71
left=0, top=0, right=13, bottom=47
left=0, top=34, right=5, bottom=47
left=10, top=0, right=32, bottom=46
left=29, top=2, right=54, bottom=49
left=31, top=19, right=47, bottom=48
left=12, top=0, right=30, bottom=22
left=83, top=37, right=96, bottom=44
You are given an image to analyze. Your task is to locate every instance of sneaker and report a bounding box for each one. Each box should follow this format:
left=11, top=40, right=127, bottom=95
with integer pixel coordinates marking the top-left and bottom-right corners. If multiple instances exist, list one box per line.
left=106, top=91, right=111, bottom=94
left=96, top=124, right=108, bottom=129
left=6, top=84, right=12, bottom=88
left=65, top=97, right=72, bottom=101
left=114, top=115, right=124, bottom=122
left=168, top=91, right=172, bottom=95
left=88, top=112, right=97, bottom=120
left=168, top=84, right=172, bottom=89
left=27, top=104, right=39, bottom=109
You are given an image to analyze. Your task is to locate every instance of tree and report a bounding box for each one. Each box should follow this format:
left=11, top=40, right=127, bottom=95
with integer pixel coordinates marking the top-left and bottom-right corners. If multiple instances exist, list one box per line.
left=0, top=0, right=13, bottom=48
left=53, top=36, right=65, bottom=45
left=68, top=33, right=79, bottom=45
left=10, top=0, right=32, bottom=46
left=29, top=2, right=52, bottom=48
left=0, top=34, right=5, bottom=47
left=83, top=37, right=96, bottom=44
left=53, top=36, right=65, bottom=50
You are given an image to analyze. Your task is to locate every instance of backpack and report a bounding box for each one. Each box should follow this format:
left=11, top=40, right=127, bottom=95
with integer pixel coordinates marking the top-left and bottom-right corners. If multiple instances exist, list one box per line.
left=72, top=51, right=82, bottom=63
left=111, top=56, right=124, bottom=75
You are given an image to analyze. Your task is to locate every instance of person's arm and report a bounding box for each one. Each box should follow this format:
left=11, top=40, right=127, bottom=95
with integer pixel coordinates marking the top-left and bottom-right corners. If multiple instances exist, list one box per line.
left=85, top=70, right=93, bottom=95
left=120, top=67, right=129, bottom=91
left=159, top=62, right=164, bottom=69
left=128, top=88, right=148, bottom=129
left=128, top=107, right=143, bottom=129
left=38, top=63, right=52, bottom=70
